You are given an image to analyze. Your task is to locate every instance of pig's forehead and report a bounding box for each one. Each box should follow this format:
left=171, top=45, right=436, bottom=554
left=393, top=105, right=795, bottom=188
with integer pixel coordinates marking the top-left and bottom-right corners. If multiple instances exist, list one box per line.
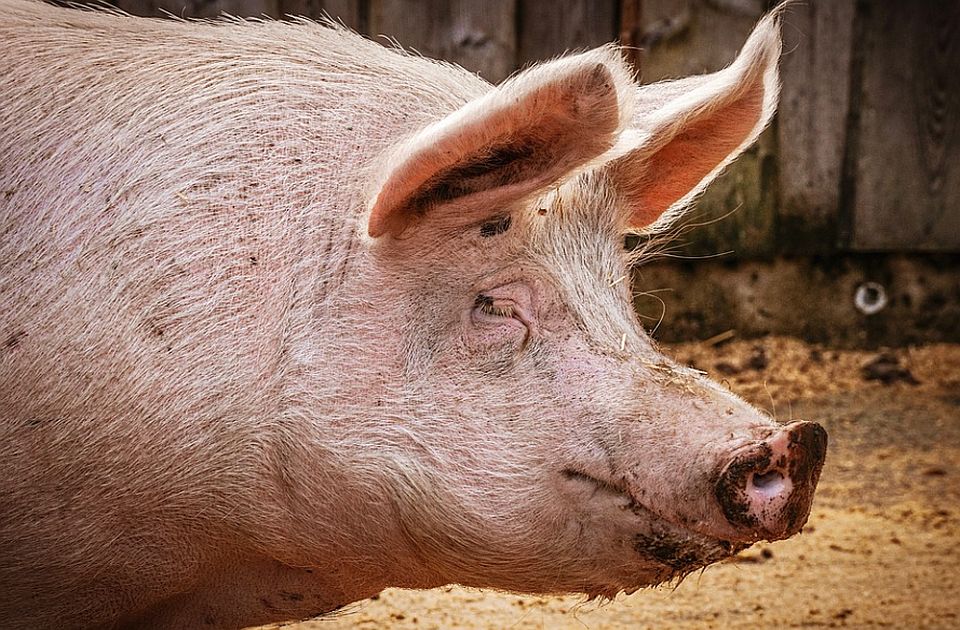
left=522, top=172, right=625, bottom=273
left=518, top=172, right=644, bottom=343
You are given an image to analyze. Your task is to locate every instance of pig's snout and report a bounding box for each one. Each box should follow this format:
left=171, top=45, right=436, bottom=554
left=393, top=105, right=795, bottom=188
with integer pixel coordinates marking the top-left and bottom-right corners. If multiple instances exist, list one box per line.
left=715, top=421, right=827, bottom=542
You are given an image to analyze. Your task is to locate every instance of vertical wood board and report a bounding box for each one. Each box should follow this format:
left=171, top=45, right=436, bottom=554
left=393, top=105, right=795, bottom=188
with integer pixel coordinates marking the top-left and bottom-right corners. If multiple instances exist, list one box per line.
left=851, top=1, right=960, bottom=251
left=368, top=0, right=517, bottom=83
left=775, top=0, right=854, bottom=252
left=634, top=0, right=764, bottom=82
left=627, top=0, right=776, bottom=258
left=279, top=0, right=365, bottom=30
left=112, top=0, right=280, bottom=18
left=517, top=0, right=618, bottom=67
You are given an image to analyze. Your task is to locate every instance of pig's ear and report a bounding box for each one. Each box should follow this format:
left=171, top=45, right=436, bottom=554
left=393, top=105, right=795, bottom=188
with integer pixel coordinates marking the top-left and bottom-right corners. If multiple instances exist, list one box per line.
left=607, top=10, right=782, bottom=231
left=367, top=50, right=635, bottom=238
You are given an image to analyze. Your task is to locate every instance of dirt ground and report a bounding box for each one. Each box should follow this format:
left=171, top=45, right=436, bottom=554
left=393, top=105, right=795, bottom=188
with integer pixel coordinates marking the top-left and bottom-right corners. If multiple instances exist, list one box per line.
left=267, top=337, right=960, bottom=630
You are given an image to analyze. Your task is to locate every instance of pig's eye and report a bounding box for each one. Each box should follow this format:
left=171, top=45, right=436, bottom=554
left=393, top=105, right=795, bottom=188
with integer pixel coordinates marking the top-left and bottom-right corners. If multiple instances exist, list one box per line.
left=467, top=284, right=534, bottom=349
left=474, top=294, right=516, bottom=318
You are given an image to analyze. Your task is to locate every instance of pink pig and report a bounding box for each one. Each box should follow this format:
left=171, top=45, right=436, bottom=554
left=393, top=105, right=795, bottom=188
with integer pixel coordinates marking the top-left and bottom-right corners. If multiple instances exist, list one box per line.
left=0, top=1, right=825, bottom=628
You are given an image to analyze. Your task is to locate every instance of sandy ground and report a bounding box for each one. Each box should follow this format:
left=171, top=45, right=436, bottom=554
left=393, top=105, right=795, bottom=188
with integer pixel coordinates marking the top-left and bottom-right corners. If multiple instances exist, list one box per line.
left=265, top=337, right=960, bottom=629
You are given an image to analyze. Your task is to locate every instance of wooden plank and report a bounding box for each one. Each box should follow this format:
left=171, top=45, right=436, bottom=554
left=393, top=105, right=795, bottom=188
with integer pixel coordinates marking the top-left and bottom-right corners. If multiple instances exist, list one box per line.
left=633, top=0, right=763, bottom=82
left=368, top=0, right=517, bottom=83
left=618, top=0, right=643, bottom=70
left=105, top=0, right=166, bottom=17
left=517, top=0, right=618, bottom=67
left=850, top=2, right=960, bottom=251
left=446, top=0, right=517, bottom=83
left=627, top=0, right=775, bottom=258
left=111, top=0, right=280, bottom=18
left=776, top=0, right=855, bottom=254
left=214, top=0, right=279, bottom=17
left=279, top=0, right=365, bottom=30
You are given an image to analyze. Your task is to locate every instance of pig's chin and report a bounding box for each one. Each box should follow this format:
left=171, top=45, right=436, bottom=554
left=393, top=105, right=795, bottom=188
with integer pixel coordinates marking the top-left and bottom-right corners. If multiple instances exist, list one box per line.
left=560, top=469, right=750, bottom=593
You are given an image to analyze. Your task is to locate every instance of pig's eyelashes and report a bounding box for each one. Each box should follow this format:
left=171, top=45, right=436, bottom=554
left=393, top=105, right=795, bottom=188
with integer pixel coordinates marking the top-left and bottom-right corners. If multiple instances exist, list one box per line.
left=470, top=292, right=530, bottom=350
left=474, top=294, right=516, bottom=318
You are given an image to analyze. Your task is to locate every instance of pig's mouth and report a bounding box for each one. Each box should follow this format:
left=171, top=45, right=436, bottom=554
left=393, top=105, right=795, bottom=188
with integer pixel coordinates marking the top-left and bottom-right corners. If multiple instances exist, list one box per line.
left=562, top=468, right=749, bottom=583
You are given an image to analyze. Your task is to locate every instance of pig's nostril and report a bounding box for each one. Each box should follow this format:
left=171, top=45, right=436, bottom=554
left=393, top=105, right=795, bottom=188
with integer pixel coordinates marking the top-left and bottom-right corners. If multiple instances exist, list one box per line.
left=749, top=470, right=784, bottom=495
left=751, top=470, right=782, bottom=489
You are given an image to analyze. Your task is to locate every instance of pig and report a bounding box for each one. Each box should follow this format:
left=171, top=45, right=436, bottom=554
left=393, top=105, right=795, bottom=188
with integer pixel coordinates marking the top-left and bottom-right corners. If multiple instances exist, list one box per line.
left=0, top=1, right=826, bottom=628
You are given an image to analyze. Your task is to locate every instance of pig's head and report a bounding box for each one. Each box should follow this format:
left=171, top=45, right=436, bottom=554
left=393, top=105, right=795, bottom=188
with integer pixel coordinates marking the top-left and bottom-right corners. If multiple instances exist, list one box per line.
left=329, top=10, right=825, bottom=599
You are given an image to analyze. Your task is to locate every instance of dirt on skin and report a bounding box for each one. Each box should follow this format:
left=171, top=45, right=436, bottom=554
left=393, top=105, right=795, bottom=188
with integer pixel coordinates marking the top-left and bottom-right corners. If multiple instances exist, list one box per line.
left=264, top=337, right=960, bottom=630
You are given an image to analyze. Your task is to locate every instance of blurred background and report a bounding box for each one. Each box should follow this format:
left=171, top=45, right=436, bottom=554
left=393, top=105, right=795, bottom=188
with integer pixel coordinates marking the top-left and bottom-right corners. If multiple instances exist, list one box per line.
left=71, top=0, right=960, bottom=349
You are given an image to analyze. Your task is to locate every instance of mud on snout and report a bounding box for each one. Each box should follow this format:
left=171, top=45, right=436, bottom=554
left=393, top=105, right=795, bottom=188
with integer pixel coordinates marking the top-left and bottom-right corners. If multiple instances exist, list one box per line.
left=714, top=421, right=828, bottom=542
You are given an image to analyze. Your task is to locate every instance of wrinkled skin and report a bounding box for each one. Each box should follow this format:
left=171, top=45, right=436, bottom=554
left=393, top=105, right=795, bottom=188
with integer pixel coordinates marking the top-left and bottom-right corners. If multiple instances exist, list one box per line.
left=0, top=1, right=824, bottom=628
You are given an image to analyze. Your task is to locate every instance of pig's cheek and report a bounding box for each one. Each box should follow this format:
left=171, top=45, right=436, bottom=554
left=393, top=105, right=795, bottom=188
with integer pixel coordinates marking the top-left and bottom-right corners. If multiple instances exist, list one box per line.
left=454, top=329, right=524, bottom=378
left=554, top=346, right=614, bottom=398
left=461, top=318, right=528, bottom=355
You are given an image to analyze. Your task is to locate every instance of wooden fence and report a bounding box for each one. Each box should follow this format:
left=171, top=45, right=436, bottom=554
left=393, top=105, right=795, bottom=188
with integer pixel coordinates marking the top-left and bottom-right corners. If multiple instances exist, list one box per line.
left=72, top=0, right=960, bottom=256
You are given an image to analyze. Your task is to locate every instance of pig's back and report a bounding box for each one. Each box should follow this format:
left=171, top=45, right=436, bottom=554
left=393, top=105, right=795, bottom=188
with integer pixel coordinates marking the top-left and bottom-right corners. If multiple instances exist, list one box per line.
left=0, top=0, right=488, bottom=422
left=0, top=4, right=487, bottom=621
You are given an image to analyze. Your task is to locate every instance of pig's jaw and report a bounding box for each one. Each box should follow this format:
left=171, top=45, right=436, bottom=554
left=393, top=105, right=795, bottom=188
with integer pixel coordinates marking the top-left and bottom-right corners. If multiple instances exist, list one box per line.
left=559, top=467, right=750, bottom=594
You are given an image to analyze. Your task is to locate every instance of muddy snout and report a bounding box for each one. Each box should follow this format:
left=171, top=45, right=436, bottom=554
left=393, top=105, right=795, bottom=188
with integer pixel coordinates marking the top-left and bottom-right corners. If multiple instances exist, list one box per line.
left=715, top=421, right=828, bottom=542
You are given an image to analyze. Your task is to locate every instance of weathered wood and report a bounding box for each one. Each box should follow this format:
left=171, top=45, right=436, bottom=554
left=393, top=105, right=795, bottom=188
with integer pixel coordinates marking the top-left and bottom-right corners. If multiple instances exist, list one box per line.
left=111, top=0, right=280, bottom=18
left=517, top=0, right=618, bottom=67
left=618, top=0, right=643, bottom=70
left=634, top=0, right=763, bottom=82
left=278, top=0, right=365, bottom=30
left=850, top=1, right=960, bottom=251
left=628, top=0, right=775, bottom=258
left=776, top=0, right=855, bottom=254
left=368, top=0, right=517, bottom=83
